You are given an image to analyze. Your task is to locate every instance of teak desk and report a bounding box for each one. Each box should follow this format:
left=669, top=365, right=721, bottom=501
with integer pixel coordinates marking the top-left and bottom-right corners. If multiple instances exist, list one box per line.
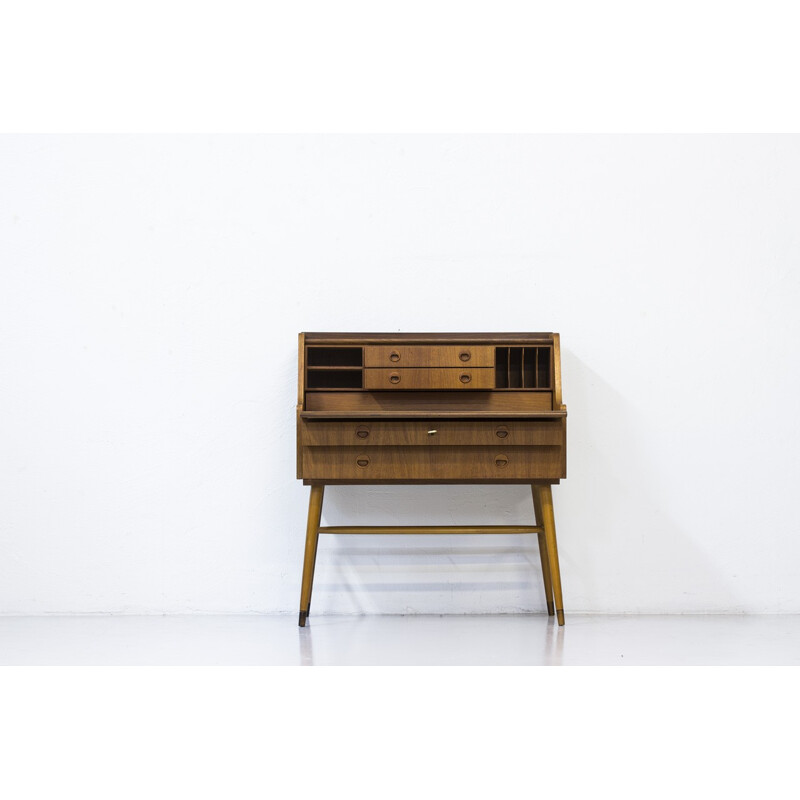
left=296, top=332, right=567, bottom=626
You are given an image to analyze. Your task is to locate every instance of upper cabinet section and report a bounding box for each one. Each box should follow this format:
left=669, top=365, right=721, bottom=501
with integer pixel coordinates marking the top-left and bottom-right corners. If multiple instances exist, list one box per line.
left=300, top=333, right=562, bottom=415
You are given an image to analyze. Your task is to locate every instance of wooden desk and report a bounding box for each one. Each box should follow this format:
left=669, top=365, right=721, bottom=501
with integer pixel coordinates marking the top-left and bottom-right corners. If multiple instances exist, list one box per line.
left=296, top=332, right=567, bottom=626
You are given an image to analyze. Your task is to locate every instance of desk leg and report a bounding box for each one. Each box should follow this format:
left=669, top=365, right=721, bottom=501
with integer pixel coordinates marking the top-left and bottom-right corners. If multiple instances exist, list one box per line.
left=534, top=484, right=565, bottom=626
left=299, top=484, right=324, bottom=627
left=531, top=485, right=555, bottom=617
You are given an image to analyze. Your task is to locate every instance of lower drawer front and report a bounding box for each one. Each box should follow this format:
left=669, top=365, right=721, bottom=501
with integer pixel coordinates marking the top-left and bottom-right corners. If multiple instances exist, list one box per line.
left=302, top=445, right=564, bottom=480
left=300, top=419, right=564, bottom=447
left=364, top=368, right=494, bottom=390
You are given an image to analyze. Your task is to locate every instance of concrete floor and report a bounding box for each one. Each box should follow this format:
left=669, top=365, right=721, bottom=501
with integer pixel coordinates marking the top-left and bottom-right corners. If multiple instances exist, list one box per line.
left=1, top=613, right=798, bottom=665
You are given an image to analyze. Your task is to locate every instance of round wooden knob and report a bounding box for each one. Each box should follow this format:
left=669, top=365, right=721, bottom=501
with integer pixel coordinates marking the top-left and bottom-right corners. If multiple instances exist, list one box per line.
left=356, top=455, right=370, bottom=468
left=494, top=454, right=509, bottom=468
left=459, top=350, right=471, bottom=362
left=356, top=426, right=370, bottom=439
left=389, top=350, right=401, bottom=362
left=459, top=373, right=471, bottom=384
left=495, top=426, right=509, bottom=439
left=389, top=372, right=401, bottom=384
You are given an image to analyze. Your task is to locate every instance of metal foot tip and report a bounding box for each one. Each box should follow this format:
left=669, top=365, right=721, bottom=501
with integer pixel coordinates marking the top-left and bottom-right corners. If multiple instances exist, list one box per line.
left=298, top=612, right=307, bottom=627
left=556, top=609, right=565, bottom=626
left=546, top=601, right=555, bottom=616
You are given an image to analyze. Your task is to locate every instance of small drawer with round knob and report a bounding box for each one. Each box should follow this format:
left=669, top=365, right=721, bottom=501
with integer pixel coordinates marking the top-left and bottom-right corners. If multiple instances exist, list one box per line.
left=364, top=345, right=494, bottom=368
left=364, top=367, right=494, bottom=390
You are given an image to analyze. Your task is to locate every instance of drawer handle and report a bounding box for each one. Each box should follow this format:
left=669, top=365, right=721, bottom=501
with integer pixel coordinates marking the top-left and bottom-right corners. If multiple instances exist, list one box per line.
left=459, top=373, right=471, bottom=384
left=389, top=350, right=401, bottom=362
left=356, top=455, right=370, bottom=468
left=389, top=372, right=401, bottom=384
left=495, top=426, right=509, bottom=439
left=459, top=350, right=471, bottom=362
left=355, top=426, right=370, bottom=439
left=494, top=454, right=509, bottom=468
left=427, top=429, right=438, bottom=436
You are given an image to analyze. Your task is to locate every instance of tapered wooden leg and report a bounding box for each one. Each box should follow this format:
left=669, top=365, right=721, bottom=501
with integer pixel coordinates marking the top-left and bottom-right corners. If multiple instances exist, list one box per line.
left=531, top=485, right=555, bottom=616
left=534, top=484, right=565, bottom=625
left=299, top=484, right=324, bottom=627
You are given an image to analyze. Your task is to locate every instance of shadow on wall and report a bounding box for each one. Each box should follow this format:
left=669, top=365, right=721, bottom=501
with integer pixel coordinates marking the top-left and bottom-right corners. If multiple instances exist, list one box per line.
left=306, top=348, right=743, bottom=616
left=558, top=348, right=743, bottom=614
left=317, top=483, right=547, bottom=616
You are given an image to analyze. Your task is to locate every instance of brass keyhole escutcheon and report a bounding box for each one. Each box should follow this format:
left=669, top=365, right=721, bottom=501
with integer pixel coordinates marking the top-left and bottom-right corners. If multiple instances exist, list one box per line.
left=356, top=455, right=370, bottom=468
left=459, top=373, right=471, bottom=383
left=356, top=426, right=370, bottom=439
left=389, top=372, right=401, bottom=384
left=495, top=426, right=509, bottom=439
left=459, top=351, right=471, bottom=362
left=389, top=350, right=401, bottom=362
left=494, top=454, right=509, bottom=468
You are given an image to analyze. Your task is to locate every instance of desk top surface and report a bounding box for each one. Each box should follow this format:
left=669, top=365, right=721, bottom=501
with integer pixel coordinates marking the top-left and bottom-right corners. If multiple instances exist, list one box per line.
left=303, top=332, right=556, bottom=344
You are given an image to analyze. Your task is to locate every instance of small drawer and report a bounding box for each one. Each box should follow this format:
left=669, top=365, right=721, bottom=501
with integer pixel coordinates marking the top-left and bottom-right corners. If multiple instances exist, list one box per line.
left=364, top=345, right=494, bottom=368
left=364, top=368, right=494, bottom=390
left=301, top=445, right=565, bottom=480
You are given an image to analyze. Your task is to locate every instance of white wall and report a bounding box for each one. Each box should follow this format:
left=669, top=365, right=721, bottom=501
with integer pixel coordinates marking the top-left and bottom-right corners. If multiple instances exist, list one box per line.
left=2, top=135, right=799, bottom=615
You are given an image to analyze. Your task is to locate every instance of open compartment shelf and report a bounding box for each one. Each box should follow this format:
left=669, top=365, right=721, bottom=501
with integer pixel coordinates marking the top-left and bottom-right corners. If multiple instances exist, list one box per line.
left=307, top=369, right=363, bottom=389
left=307, top=346, right=363, bottom=367
left=495, top=346, right=551, bottom=389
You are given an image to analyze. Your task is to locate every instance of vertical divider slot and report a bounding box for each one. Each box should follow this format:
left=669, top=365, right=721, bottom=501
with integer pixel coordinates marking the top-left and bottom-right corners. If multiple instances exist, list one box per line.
left=523, top=347, right=536, bottom=388
left=495, top=347, right=509, bottom=388
left=537, top=346, right=550, bottom=388
left=508, top=348, right=522, bottom=388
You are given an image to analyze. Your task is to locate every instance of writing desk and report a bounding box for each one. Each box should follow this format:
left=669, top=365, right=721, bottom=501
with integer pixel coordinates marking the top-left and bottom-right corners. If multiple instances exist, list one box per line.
left=296, top=332, right=567, bottom=626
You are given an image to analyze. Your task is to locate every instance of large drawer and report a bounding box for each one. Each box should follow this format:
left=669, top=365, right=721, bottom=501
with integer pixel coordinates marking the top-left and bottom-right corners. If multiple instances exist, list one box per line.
left=364, top=367, right=494, bottom=390
left=302, top=445, right=565, bottom=480
left=300, top=419, right=565, bottom=447
left=364, top=345, right=494, bottom=368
